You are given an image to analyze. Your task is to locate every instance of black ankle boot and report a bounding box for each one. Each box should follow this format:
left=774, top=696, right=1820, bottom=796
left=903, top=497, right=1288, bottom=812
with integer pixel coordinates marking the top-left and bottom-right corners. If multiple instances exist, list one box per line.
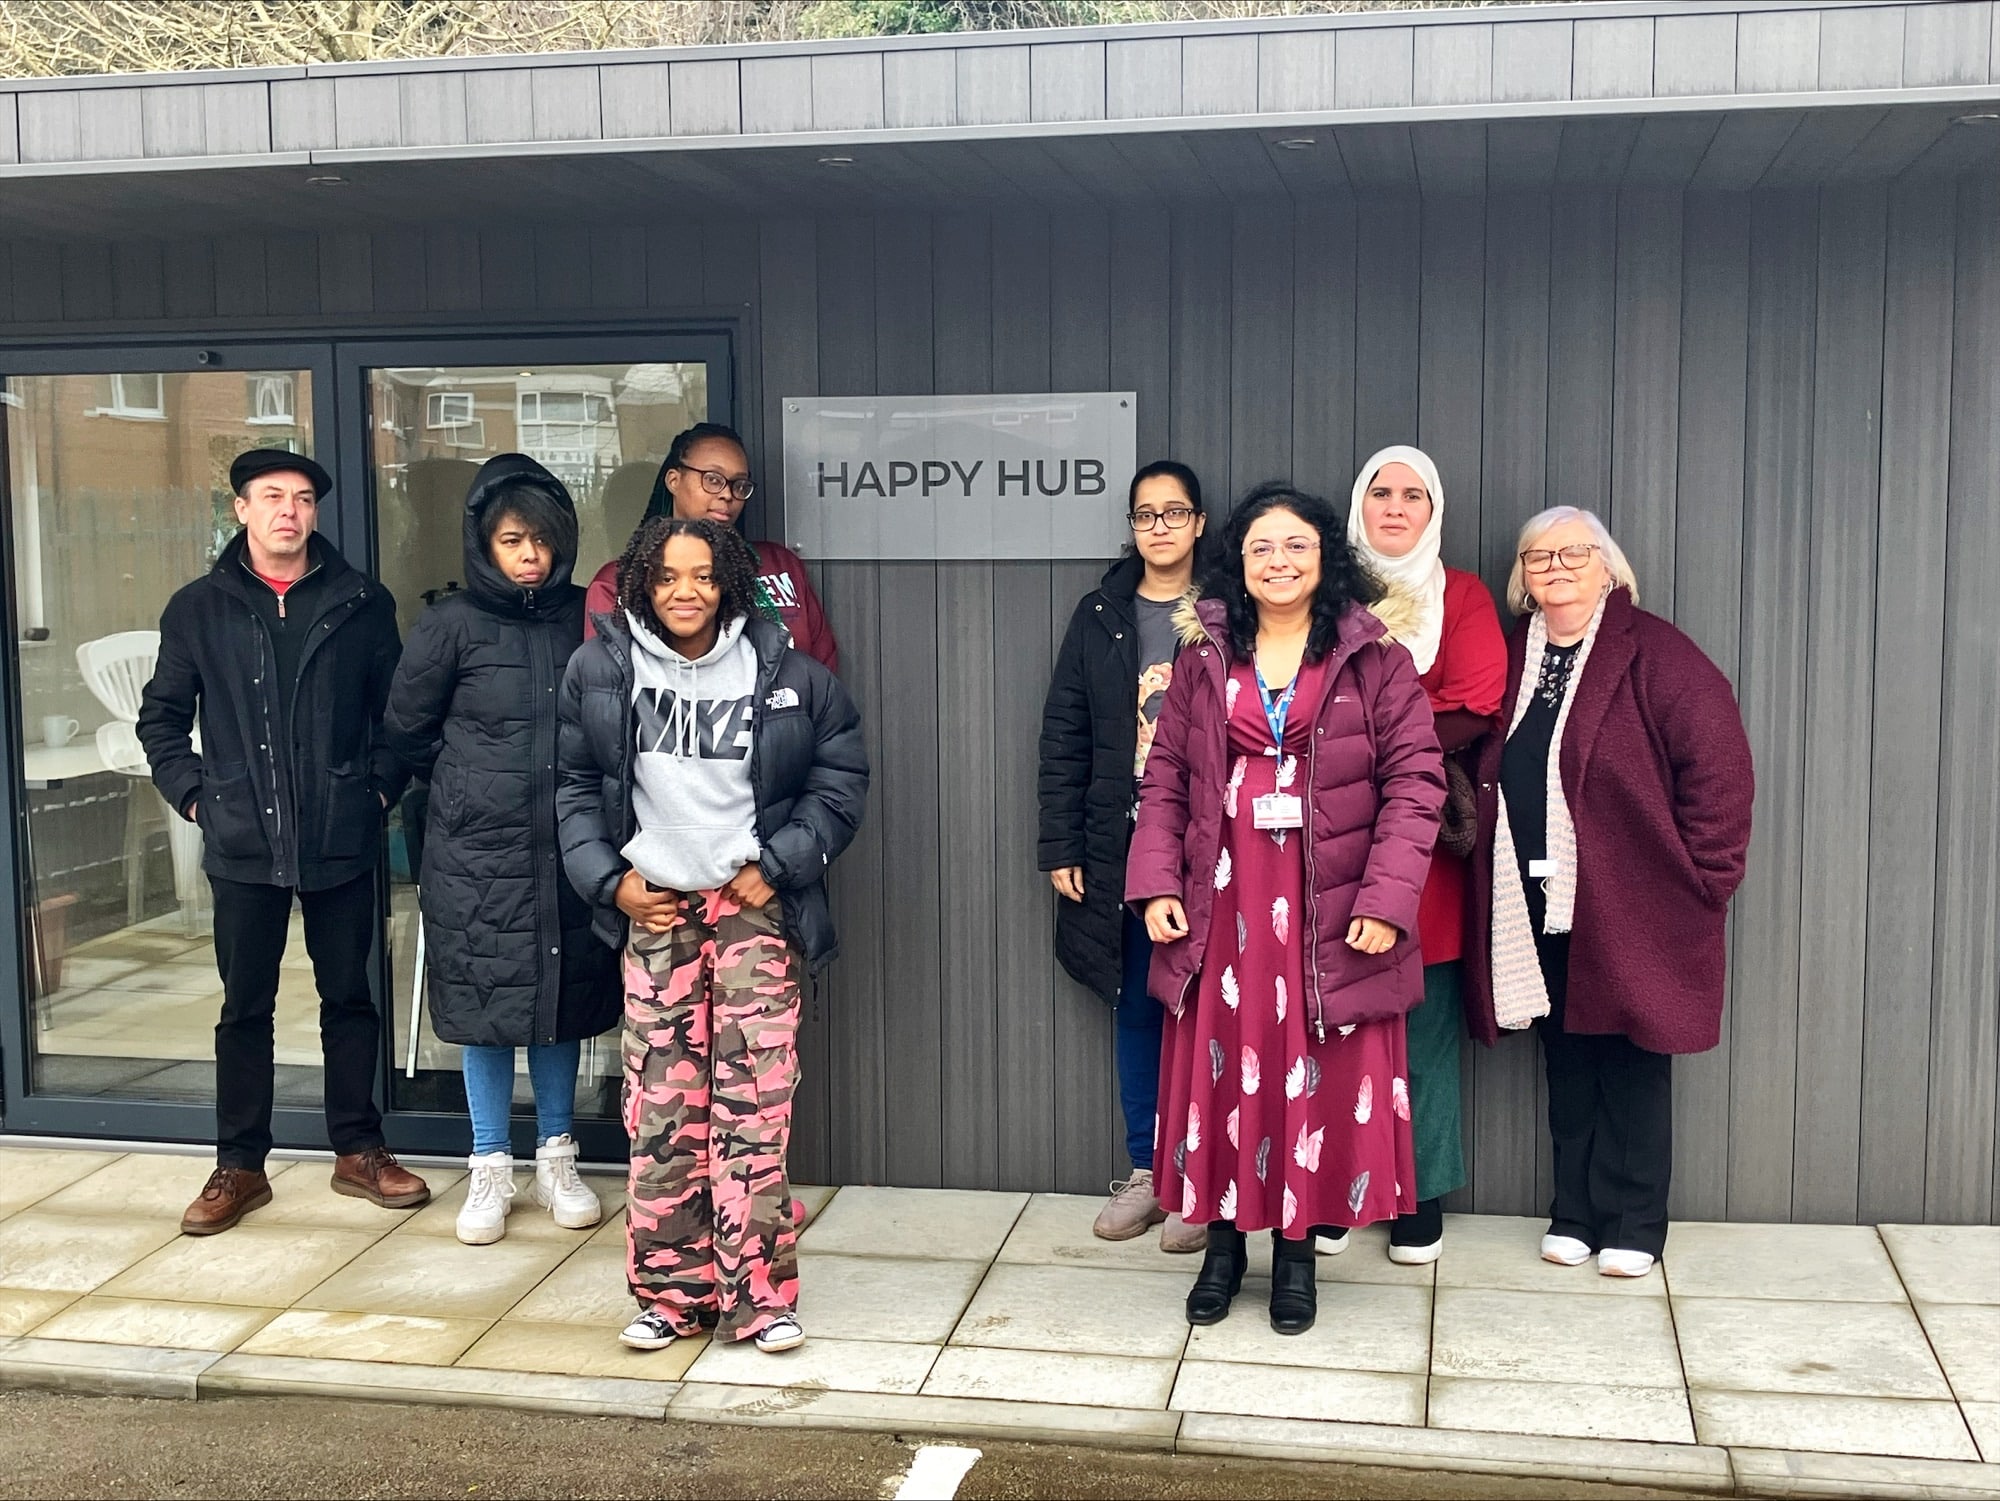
left=1186, top=1222, right=1247, bottom=1326
left=1270, top=1232, right=1317, bottom=1335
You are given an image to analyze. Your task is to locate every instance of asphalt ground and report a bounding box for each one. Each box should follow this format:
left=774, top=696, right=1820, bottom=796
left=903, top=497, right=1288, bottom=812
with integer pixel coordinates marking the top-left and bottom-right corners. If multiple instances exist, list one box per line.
left=0, top=1389, right=1690, bottom=1499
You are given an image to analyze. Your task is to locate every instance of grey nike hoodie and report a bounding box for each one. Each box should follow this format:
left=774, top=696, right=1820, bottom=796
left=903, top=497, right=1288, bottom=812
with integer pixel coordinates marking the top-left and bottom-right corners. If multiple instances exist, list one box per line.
left=620, top=610, right=762, bottom=893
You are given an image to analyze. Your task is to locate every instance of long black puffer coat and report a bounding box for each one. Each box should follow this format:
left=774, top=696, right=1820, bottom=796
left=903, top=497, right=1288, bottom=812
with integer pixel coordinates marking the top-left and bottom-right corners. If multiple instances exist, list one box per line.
left=384, top=454, right=617, bottom=1048
left=556, top=610, right=868, bottom=972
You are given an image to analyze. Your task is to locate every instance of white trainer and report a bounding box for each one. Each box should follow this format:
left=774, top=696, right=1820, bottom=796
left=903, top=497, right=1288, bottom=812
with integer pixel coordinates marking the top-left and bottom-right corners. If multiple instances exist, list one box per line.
left=1540, top=1233, right=1592, bottom=1266
left=455, top=1151, right=515, bottom=1245
left=1314, top=1228, right=1351, bottom=1256
left=1598, top=1248, right=1657, bottom=1278
left=532, top=1134, right=602, bottom=1229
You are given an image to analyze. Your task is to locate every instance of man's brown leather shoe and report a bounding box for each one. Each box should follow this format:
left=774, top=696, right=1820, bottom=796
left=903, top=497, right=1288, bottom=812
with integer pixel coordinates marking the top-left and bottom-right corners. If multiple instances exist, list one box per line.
left=180, top=1166, right=272, bottom=1236
left=331, top=1146, right=430, bottom=1209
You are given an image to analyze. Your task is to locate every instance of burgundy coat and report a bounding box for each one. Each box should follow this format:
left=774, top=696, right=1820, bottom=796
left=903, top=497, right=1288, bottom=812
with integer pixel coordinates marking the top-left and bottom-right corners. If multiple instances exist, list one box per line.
left=1125, top=598, right=1445, bottom=1032
left=1464, top=589, right=1754, bottom=1055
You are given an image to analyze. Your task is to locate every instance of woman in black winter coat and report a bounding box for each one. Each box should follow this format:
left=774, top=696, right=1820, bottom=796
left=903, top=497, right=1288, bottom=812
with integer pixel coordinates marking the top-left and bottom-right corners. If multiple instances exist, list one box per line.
left=385, top=453, right=618, bottom=1247
left=1038, top=460, right=1208, bottom=1254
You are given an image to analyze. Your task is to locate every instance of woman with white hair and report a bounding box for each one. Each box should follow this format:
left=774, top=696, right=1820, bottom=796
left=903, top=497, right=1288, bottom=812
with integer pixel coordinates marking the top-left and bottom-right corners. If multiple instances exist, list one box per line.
left=1464, top=507, right=1753, bottom=1278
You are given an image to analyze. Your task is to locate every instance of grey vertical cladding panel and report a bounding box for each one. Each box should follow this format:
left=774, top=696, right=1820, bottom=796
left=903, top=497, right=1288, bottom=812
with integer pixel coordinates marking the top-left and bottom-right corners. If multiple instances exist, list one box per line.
left=17, top=93, right=80, bottom=164
left=1181, top=34, right=1259, bottom=117
left=757, top=217, right=816, bottom=641
left=1792, top=183, right=1887, bottom=1225
left=1737, top=9, right=1821, bottom=94
left=369, top=229, right=427, bottom=314
left=271, top=78, right=335, bottom=152
left=811, top=53, right=883, bottom=132
left=1031, top=41, right=1105, bottom=123
left=1668, top=192, right=1748, bottom=1224
left=1051, top=211, right=1111, bottom=392
left=1728, top=188, right=1817, bottom=1222
left=1573, top=18, right=1653, bottom=101
left=1608, top=189, right=1684, bottom=615
left=1107, top=37, right=1180, bottom=120
left=1292, top=196, right=1356, bottom=502
left=477, top=227, right=536, bottom=311
left=1169, top=211, right=1232, bottom=508
left=1335, top=124, right=1415, bottom=191
left=9, top=241, right=60, bottom=321
left=424, top=229, right=480, bottom=312
left=669, top=60, right=740, bottom=136
left=1818, top=5, right=1905, bottom=92
left=1419, top=193, right=1486, bottom=574
left=1257, top=30, right=1339, bottom=113
left=465, top=70, right=530, bottom=146
left=110, top=241, right=162, bottom=322
left=701, top=220, right=758, bottom=308
left=646, top=224, right=702, bottom=308
left=213, top=236, right=268, bottom=317
left=1544, top=189, right=1617, bottom=514
left=60, top=244, right=113, bottom=321
left=884, top=50, right=956, bottom=129
left=588, top=227, right=646, bottom=308
left=742, top=57, right=813, bottom=135
left=1857, top=178, right=1953, bottom=1226
left=81, top=90, right=144, bottom=161
left=266, top=232, right=320, bottom=316
left=399, top=72, right=467, bottom=147
left=1903, top=1, right=1991, bottom=87
left=816, top=218, right=874, bottom=397
left=958, top=46, right=1030, bottom=128
left=990, top=215, right=1051, bottom=393
left=333, top=75, right=402, bottom=150
left=600, top=63, right=671, bottom=139
left=1929, top=175, right=2000, bottom=1224
left=162, top=239, right=216, bottom=319
left=1110, top=206, right=1170, bottom=467
left=1230, top=205, right=1293, bottom=500
left=0, top=243, right=11, bottom=323
left=531, top=66, right=601, bottom=143
left=1412, top=120, right=1487, bottom=197
left=1655, top=12, right=1736, bottom=98
left=533, top=228, right=589, bottom=311
left=1415, top=24, right=1492, bottom=107
left=1622, top=115, right=1724, bottom=189
left=1491, top=21, right=1574, bottom=105
left=1352, top=190, right=1421, bottom=478
left=318, top=230, right=373, bottom=315
left=0, top=94, right=17, bottom=165
left=202, top=82, right=270, bottom=156
left=140, top=86, right=205, bottom=159
left=1487, top=120, right=1564, bottom=192
left=1335, top=27, right=1414, bottom=111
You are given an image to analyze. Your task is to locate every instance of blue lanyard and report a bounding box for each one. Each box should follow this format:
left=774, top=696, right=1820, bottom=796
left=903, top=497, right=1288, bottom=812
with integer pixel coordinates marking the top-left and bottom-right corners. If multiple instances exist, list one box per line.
left=1254, top=660, right=1297, bottom=753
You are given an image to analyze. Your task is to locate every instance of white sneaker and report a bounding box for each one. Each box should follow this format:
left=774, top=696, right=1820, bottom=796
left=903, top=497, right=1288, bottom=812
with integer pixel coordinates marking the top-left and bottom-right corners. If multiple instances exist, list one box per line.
left=532, top=1134, right=602, bottom=1229
left=1598, top=1248, right=1657, bottom=1278
left=1540, top=1233, right=1592, bottom=1266
left=455, top=1151, right=515, bottom=1245
left=619, top=1309, right=679, bottom=1350
left=754, top=1314, right=805, bottom=1353
left=1314, top=1228, right=1350, bottom=1256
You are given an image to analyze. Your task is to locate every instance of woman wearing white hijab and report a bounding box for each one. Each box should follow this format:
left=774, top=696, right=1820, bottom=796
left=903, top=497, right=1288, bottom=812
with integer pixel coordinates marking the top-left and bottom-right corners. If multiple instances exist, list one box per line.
left=1314, top=446, right=1506, bottom=1264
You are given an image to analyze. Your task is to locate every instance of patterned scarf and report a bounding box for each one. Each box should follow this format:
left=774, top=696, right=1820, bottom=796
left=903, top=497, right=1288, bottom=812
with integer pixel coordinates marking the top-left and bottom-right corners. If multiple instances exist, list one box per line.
left=1487, top=594, right=1608, bottom=1030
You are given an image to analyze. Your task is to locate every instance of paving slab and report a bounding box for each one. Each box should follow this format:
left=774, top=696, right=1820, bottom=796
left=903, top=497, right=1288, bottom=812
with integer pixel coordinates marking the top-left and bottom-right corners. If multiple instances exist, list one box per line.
left=793, top=1185, right=839, bottom=1225
left=1299, top=1225, right=1439, bottom=1287
left=0, top=1213, right=182, bottom=1294
left=1431, top=1286, right=1685, bottom=1387
left=499, top=1244, right=633, bottom=1327
left=680, top=1332, right=939, bottom=1395
left=1880, top=1226, right=2000, bottom=1307
left=1427, top=1374, right=1696, bottom=1444
left=102, top=1224, right=380, bottom=1308
left=0, top=1334, right=220, bottom=1398
left=1434, top=1214, right=1665, bottom=1296
left=1960, top=1402, right=2000, bottom=1465
left=799, top=1185, right=1027, bottom=1263
left=0, top=1288, right=77, bottom=1336
left=201, top=1351, right=672, bottom=1418
left=31, top=1295, right=275, bottom=1353
left=251, top=1166, right=468, bottom=1232
left=240, top=1310, right=490, bottom=1366
left=994, top=1193, right=1196, bottom=1274
left=457, top=1318, right=704, bottom=1382
left=949, top=1262, right=1193, bottom=1360
left=1171, top=1358, right=1427, bottom=1426
left=1692, top=1390, right=1978, bottom=1461
left=1917, top=1303, right=2000, bottom=1405
left=1731, top=1447, right=2000, bottom=1499
left=669, top=1380, right=1182, bottom=1450
left=393, top=1170, right=616, bottom=1241
left=293, top=1233, right=574, bottom=1320
left=1664, top=1222, right=1907, bottom=1303
left=921, top=1346, right=1179, bottom=1410
left=1675, top=1297, right=1952, bottom=1399
left=795, top=1252, right=986, bottom=1345
left=1183, top=1281, right=1430, bottom=1374
left=0, top=1148, right=130, bottom=1218
left=35, top=1153, right=295, bottom=1222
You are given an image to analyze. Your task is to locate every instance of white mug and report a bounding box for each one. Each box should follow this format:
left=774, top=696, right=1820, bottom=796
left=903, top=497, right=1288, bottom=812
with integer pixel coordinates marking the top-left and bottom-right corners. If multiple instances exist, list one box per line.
left=41, top=715, right=79, bottom=749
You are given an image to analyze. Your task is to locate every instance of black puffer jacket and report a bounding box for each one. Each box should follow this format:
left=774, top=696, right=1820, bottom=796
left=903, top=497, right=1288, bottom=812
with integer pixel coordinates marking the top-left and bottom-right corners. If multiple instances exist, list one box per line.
left=1038, top=554, right=1184, bottom=1003
left=556, top=610, right=868, bottom=972
left=384, top=456, right=617, bottom=1048
left=139, top=532, right=406, bottom=892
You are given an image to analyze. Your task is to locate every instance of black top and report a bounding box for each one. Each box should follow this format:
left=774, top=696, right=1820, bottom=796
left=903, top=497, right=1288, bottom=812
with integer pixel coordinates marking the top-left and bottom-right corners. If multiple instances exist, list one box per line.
left=1499, top=637, right=1583, bottom=918
left=238, top=561, right=328, bottom=738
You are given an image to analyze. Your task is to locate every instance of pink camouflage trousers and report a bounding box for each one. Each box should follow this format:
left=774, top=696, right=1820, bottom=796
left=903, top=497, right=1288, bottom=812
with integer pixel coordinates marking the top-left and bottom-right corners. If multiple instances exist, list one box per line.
left=622, top=887, right=802, bottom=1341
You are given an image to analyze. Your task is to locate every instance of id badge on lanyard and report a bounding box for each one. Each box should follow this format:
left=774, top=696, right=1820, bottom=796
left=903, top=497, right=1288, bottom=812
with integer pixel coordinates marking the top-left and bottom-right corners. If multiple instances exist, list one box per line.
left=1252, top=661, right=1304, bottom=830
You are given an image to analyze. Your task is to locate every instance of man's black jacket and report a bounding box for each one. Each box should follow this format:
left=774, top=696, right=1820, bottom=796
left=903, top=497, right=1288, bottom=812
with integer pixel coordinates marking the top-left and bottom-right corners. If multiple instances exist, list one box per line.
left=138, top=531, right=408, bottom=891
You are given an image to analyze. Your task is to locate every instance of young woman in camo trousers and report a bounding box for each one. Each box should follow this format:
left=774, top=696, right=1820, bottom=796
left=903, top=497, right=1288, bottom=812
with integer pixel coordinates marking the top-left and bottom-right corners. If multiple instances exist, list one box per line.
left=556, top=516, right=867, bottom=1354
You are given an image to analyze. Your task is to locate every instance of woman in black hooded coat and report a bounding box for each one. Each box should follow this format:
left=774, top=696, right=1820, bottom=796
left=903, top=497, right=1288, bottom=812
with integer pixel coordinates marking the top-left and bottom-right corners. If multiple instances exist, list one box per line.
left=386, top=453, right=617, bottom=1245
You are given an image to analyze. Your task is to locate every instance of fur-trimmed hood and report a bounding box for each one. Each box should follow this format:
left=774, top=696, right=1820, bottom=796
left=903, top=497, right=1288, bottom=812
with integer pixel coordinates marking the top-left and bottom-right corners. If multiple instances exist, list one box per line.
left=1367, top=583, right=1430, bottom=647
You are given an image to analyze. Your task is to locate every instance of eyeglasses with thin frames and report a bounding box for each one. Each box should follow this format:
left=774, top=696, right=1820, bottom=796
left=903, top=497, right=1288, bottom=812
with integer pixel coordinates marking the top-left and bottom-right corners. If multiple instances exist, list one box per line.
left=1244, top=538, right=1320, bottom=564
left=675, top=464, right=756, bottom=502
left=1519, top=543, right=1601, bottom=574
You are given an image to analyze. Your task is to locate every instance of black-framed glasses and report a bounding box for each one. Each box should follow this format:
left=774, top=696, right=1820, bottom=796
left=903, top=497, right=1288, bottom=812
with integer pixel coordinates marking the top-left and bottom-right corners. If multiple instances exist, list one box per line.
left=1519, top=543, right=1601, bottom=574
left=1129, top=506, right=1197, bottom=531
left=675, top=464, right=755, bottom=502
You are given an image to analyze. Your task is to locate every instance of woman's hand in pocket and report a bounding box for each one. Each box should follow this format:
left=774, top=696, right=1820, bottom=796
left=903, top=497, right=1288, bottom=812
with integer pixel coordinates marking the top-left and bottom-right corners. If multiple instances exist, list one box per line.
left=615, top=871, right=679, bottom=934
left=725, top=862, right=776, bottom=910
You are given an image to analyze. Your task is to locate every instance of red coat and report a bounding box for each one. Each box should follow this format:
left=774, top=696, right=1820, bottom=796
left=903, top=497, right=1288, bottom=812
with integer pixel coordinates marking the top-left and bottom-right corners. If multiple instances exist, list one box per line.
left=583, top=539, right=841, bottom=674
left=1126, top=598, right=1444, bottom=1030
left=1464, top=589, right=1754, bottom=1055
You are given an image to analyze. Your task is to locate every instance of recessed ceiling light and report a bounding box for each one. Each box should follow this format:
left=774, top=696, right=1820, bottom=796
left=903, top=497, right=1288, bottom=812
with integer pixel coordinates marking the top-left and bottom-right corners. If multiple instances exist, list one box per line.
left=1275, top=137, right=1316, bottom=151
left=305, top=173, right=347, bottom=186
left=817, top=155, right=856, bottom=167
left=1952, top=112, right=2000, bottom=126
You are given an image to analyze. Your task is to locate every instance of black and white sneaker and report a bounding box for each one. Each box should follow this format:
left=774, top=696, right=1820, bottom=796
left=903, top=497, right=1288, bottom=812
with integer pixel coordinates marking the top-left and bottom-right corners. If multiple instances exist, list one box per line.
left=753, top=1315, right=805, bottom=1353
left=618, top=1309, right=680, bottom=1350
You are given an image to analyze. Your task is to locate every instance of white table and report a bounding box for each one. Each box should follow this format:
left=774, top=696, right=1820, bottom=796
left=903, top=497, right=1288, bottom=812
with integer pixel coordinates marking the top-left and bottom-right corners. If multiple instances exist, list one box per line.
left=23, top=740, right=108, bottom=789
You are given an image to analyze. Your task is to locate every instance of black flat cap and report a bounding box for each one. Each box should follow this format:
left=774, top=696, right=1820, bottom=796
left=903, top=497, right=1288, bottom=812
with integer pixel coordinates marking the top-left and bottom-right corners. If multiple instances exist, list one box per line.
left=230, top=448, right=332, bottom=499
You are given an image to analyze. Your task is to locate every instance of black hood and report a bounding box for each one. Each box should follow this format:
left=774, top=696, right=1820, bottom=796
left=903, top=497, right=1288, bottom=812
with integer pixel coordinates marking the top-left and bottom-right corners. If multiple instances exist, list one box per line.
left=462, top=453, right=581, bottom=618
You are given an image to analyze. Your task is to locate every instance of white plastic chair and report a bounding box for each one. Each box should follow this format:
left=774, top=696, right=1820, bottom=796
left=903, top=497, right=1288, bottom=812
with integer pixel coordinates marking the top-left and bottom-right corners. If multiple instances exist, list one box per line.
left=75, top=631, right=160, bottom=721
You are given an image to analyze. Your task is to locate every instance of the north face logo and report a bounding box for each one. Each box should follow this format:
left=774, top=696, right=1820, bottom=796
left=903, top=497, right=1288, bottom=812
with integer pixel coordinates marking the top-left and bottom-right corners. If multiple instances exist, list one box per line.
left=765, top=687, right=800, bottom=710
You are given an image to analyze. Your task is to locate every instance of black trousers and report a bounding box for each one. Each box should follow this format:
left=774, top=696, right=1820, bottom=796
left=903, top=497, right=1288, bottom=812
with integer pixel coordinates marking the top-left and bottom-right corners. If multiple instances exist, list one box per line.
left=211, top=873, right=384, bottom=1171
left=1533, top=929, right=1674, bottom=1259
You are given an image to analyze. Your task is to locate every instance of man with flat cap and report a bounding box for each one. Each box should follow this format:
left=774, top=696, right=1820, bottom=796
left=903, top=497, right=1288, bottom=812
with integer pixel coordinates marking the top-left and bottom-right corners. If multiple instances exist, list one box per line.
left=139, top=448, right=427, bottom=1233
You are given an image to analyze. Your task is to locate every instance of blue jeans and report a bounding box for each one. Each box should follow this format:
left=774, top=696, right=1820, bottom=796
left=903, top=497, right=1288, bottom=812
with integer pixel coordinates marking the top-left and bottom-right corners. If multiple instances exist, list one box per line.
left=1115, top=910, right=1163, bottom=1172
left=460, top=1040, right=581, bottom=1156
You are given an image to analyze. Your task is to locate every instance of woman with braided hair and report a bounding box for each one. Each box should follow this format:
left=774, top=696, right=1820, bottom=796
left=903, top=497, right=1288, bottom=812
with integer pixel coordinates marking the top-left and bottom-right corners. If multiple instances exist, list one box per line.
left=557, top=516, right=868, bottom=1354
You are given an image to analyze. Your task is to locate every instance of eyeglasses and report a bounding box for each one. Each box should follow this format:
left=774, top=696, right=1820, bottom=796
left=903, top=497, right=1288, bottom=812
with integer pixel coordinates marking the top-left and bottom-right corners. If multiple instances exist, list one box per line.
left=675, top=465, right=755, bottom=502
left=1244, top=538, right=1320, bottom=564
left=1129, top=506, right=1197, bottom=531
left=1519, top=543, right=1601, bottom=574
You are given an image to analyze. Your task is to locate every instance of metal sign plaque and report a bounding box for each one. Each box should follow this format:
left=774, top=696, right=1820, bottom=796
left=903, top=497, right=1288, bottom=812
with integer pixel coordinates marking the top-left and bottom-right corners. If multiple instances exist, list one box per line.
left=782, top=392, right=1137, bottom=561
